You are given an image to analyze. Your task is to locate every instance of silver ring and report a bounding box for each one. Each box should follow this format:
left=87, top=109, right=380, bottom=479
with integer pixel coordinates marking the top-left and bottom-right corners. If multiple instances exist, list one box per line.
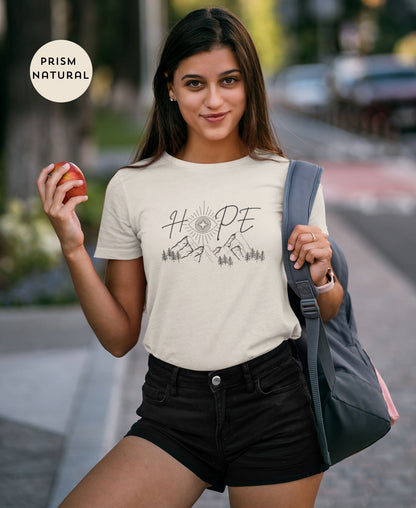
left=311, top=232, right=316, bottom=242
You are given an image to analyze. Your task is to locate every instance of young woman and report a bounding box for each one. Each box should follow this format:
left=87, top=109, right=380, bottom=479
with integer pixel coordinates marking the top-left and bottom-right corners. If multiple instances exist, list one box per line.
left=37, top=7, right=343, bottom=508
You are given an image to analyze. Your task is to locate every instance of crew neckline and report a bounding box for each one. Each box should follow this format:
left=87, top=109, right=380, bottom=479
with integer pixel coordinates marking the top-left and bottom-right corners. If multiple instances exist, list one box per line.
left=163, top=151, right=251, bottom=169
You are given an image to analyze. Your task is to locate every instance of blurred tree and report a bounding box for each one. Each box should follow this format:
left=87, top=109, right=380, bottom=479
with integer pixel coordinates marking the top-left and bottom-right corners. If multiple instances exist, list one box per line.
left=138, top=0, right=167, bottom=107
left=239, top=0, right=285, bottom=75
left=3, top=0, right=97, bottom=203
left=62, top=0, right=97, bottom=172
left=169, top=0, right=285, bottom=75
left=170, top=0, right=241, bottom=22
left=95, top=0, right=141, bottom=114
left=4, top=0, right=54, bottom=202
left=278, top=0, right=367, bottom=63
left=279, top=0, right=416, bottom=64
left=0, top=3, right=6, bottom=209
left=373, top=0, right=416, bottom=54
left=394, top=31, right=416, bottom=60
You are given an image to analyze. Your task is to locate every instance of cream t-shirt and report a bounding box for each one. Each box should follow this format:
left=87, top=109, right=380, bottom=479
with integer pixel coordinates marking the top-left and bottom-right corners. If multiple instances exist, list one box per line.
left=94, top=152, right=328, bottom=370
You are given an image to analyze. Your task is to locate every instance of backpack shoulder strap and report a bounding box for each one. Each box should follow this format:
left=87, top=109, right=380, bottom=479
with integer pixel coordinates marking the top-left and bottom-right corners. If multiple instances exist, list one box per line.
left=282, top=159, right=332, bottom=465
left=282, top=160, right=323, bottom=300
left=283, top=160, right=323, bottom=225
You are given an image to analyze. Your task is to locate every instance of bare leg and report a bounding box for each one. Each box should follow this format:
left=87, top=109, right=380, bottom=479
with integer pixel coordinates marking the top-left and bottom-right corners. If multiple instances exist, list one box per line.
left=59, top=436, right=209, bottom=508
left=228, top=473, right=324, bottom=508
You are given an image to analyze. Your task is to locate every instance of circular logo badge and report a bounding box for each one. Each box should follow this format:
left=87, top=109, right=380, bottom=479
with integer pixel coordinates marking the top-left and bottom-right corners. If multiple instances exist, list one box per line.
left=30, top=40, right=93, bottom=103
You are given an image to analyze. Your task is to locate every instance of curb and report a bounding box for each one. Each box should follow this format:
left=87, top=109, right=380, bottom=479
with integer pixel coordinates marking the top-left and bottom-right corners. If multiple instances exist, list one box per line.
left=47, top=341, right=128, bottom=507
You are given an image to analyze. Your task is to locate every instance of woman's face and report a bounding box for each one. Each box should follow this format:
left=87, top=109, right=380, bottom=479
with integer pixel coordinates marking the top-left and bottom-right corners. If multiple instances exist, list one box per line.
left=168, top=46, right=246, bottom=150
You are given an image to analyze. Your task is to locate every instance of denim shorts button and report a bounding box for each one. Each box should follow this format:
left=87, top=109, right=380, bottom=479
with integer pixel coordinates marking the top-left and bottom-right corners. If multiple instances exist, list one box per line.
left=211, top=375, right=221, bottom=386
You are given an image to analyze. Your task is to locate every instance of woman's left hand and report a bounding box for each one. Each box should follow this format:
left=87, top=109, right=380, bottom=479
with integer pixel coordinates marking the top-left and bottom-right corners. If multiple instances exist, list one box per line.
left=287, top=225, right=332, bottom=287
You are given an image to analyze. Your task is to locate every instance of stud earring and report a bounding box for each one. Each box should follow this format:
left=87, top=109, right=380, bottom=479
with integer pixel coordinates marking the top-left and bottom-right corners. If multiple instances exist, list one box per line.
left=169, top=97, right=174, bottom=102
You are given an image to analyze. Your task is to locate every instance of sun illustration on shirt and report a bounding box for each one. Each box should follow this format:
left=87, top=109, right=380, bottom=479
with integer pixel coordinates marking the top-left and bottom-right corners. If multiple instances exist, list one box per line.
left=185, top=202, right=219, bottom=245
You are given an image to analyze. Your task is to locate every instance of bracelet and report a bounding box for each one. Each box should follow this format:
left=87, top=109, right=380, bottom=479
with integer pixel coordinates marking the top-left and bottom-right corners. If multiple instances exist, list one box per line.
left=315, top=268, right=335, bottom=294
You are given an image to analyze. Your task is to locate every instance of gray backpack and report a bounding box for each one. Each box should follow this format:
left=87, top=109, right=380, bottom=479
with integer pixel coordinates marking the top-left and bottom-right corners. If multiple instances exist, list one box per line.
left=282, top=160, right=394, bottom=466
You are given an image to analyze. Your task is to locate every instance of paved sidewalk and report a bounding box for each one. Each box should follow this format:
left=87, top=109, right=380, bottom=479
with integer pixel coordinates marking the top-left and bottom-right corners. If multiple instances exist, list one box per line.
left=0, top=206, right=415, bottom=508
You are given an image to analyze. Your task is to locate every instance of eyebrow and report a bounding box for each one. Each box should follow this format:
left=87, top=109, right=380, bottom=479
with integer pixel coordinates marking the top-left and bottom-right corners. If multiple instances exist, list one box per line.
left=180, top=69, right=242, bottom=81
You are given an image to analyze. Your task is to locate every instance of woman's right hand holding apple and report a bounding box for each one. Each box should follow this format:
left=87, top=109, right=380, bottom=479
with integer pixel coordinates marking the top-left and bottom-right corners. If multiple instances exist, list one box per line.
left=37, top=162, right=89, bottom=257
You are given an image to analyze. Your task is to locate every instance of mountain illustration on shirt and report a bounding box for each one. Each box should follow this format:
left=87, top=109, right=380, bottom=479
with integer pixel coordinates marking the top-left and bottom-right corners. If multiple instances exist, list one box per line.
left=161, top=232, right=265, bottom=266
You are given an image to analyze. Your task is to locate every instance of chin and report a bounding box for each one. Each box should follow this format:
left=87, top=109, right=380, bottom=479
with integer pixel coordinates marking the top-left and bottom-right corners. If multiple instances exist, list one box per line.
left=204, top=128, right=239, bottom=143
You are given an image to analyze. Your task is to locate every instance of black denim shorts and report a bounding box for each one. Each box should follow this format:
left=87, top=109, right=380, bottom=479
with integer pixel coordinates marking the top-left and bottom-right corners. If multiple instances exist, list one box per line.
left=126, top=339, right=327, bottom=492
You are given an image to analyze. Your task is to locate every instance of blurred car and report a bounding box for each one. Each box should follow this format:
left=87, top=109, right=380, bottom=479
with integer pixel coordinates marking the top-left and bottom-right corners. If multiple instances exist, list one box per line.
left=328, top=54, right=416, bottom=132
left=269, top=63, right=331, bottom=115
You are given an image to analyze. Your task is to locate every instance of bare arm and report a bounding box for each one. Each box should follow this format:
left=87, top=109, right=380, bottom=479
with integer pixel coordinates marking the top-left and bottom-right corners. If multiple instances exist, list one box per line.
left=37, top=163, right=146, bottom=356
left=64, top=250, right=146, bottom=356
left=287, top=225, right=344, bottom=323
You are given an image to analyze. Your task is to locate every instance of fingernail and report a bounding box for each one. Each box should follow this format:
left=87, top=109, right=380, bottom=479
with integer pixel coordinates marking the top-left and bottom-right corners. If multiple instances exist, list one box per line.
left=63, top=163, right=70, bottom=169
left=294, top=262, right=300, bottom=269
left=47, top=163, right=54, bottom=169
left=290, top=253, right=296, bottom=261
left=287, top=244, right=294, bottom=251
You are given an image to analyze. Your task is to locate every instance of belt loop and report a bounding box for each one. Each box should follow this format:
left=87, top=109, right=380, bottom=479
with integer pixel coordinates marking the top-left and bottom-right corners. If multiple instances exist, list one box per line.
left=169, top=366, right=180, bottom=396
left=242, top=363, right=255, bottom=392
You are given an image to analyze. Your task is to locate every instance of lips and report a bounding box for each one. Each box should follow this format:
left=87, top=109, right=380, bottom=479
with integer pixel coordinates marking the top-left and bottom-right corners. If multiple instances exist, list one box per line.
left=201, top=112, right=229, bottom=123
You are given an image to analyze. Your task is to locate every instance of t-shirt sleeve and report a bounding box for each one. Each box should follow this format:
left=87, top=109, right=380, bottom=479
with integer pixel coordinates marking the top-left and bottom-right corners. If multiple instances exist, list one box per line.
left=94, top=172, right=143, bottom=259
left=308, top=184, right=328, bottom=235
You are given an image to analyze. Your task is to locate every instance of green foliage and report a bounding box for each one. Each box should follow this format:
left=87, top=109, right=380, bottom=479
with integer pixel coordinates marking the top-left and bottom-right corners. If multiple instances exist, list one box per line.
left=77, top=177, right=107, bottom=243
left=0, top=198, right=62, bottom=289
left=0, top=175, right=107, bottom=305
left=81, top=178, right=106, bottom=225
left=240, top=0, right=286, bottom=75
left=93, top=107, right=142, bottom=148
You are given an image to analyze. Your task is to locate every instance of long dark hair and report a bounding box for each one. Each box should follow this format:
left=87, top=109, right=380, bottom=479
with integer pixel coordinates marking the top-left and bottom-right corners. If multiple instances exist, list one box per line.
left=132, top=7, right=284, bottom=165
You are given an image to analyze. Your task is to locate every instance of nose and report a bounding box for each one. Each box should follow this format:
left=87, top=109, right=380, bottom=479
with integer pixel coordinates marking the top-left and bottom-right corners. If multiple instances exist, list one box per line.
left=205, top=85, right=224, bottom=109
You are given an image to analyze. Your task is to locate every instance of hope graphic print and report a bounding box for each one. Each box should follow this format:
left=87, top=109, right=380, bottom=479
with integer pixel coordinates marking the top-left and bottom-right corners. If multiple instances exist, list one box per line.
left=161, top=202, right=265, bottom=266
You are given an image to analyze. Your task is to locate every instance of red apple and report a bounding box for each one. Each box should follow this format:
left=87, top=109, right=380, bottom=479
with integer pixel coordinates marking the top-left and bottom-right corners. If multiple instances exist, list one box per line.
left=51, top=161, right=87, bottom=204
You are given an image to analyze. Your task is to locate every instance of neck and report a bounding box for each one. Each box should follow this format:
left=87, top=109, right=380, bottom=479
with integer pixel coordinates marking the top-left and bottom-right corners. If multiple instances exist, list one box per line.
left=176, top=137, right=249, bottom=164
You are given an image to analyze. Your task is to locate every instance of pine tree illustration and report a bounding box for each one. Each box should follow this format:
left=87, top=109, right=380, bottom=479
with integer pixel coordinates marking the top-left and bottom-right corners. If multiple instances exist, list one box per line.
left=228, top=256, right=233, bottom=266
left=251, top=248, right=255, bottom=259
left=255, top=250, right=260, bottom=260
left=245, top=252, right=250, bottom=262
left=260, top=250, right=265, bottom=261
left=218, top=257, right=223, bottom=266
left=162, top=250, right=167, bottom=261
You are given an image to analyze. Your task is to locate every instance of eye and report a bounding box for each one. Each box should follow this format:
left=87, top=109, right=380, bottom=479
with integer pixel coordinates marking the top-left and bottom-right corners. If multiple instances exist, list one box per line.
left=222, top=76, right=238, bottom=86
left=186, top=80, right=202, bottom=89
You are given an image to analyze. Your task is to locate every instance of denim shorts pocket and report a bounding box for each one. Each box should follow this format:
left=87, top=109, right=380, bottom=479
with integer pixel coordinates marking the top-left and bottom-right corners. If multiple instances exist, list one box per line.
left=142, top=379, right=170, bottom=405
left=255, top=355, right=303, bottom=396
